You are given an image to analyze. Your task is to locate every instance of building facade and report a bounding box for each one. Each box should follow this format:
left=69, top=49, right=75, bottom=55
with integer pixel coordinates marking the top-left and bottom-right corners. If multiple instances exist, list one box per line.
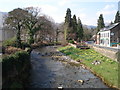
left=97, top=23, right=120, bottom=47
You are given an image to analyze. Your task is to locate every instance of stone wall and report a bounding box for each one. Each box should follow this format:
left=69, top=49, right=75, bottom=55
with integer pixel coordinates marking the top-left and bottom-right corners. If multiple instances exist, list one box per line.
left=88, top=44, right=118, bottom=61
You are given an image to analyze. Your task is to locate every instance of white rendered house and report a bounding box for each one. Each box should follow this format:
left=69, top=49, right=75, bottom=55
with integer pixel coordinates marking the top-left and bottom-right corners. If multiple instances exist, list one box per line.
left=97, top=23, right=120, bottom=47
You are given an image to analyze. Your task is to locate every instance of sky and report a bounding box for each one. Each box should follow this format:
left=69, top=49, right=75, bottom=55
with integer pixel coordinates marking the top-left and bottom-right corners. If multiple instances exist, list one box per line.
left=0, top=0, right=119, bottom=26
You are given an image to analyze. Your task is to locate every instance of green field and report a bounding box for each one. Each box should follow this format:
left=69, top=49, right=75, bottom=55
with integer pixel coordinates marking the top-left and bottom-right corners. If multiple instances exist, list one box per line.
left=58, top=46, right=119, bottom=88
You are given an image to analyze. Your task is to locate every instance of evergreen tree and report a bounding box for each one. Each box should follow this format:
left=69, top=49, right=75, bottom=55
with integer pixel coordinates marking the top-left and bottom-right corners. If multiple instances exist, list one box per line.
left=76, top=17, right=83, bottom=41
left=110, top=21, right=113, bottom=25
left=65, top=8, right=72, bottom=27
left=114, top=11, right=120, bottom=23
left=64, top=8, right=72, bottom=41
left=72, top=15, right=77, bottom=40
left=72, top=14, right=77, bottom=33
left=97, top=14, right=105, bottom=32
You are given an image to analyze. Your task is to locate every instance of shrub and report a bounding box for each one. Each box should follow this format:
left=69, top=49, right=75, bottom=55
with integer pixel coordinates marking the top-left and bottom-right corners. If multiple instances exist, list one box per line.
left=3, top=37, right=17, bottom=47
left=21, top=42, right=30, bottom=49
left=68, top=40, right=74, bottom=44
left=2, top=51, right=30, bottom=88
left=10, top=82, right=23, bottom=88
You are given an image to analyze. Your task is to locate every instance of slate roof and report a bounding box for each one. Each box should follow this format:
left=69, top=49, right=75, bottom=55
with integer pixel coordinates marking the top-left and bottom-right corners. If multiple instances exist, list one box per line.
left=99, top=23, right=120, bottom=32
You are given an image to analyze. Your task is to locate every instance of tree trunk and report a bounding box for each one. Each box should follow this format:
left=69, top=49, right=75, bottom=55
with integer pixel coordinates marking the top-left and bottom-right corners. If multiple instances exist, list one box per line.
left=16, top=25, right=21, bottom=48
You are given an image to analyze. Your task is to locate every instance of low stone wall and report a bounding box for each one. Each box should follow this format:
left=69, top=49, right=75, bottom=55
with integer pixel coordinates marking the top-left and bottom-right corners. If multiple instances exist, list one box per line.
left=88, top=44, right=118, bottom=61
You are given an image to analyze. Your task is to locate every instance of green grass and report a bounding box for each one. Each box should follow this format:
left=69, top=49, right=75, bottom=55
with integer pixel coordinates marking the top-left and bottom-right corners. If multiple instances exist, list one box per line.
left=58, top=46, right=119, bottom=88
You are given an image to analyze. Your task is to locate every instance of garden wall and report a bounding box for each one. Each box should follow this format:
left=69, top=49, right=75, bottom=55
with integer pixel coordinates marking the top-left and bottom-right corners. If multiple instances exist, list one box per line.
left=88, top=45, right=119, bottom=62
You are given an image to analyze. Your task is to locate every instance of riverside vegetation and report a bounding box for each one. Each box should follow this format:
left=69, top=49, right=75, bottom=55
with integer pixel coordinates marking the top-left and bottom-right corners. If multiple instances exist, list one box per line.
left=58, top=46, right=119, bottom=89
left=2, top=37, right=31, bottom=88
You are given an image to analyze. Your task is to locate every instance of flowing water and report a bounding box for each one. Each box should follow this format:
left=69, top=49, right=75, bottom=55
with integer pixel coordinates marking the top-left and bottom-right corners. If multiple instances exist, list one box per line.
left=26, top=46, right=109, bottom=88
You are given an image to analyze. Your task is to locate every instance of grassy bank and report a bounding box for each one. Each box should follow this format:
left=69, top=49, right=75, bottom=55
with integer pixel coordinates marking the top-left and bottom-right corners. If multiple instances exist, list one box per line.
left=58, top=46, right=119, bottom=88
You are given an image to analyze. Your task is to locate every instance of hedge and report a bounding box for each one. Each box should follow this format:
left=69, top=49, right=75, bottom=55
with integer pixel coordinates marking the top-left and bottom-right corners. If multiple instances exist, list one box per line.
left=2, top=51, right=31, bottom=88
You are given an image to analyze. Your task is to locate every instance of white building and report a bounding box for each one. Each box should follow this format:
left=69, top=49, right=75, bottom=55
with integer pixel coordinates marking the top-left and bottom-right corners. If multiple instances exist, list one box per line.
left=97, top=23, right=120, bottom=47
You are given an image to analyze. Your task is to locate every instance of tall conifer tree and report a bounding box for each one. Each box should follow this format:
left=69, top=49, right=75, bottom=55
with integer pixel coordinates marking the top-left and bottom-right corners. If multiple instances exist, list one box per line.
left=114, top=11, right=120, bottom=23
left=64, top=8, right=72, bottom=40
left=76, top=17, right=83, bottom=41
left=97, top=14, right=105, bottom=32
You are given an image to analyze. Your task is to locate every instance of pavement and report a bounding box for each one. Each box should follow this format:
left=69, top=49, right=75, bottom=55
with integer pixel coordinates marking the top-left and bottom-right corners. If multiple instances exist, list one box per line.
left=88, top=44, right=120, bottom=52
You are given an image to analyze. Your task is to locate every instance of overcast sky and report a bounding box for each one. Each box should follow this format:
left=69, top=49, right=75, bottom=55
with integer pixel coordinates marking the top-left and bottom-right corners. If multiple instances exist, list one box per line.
left=0, top=0, right=119, bottom=26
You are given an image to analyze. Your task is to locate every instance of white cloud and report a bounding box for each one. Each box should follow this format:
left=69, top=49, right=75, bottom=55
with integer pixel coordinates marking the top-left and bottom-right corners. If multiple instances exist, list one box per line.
left=79, top=13, right=86, bottom=19
left=40, top=5, right=58, bottom=13
left=96, top=10, right=116, bottom=16
left=103, top=4, right=115, bottom=10
left=58, top=0, right=68, bottom=6
left=96, top=4, right=117, bottom=16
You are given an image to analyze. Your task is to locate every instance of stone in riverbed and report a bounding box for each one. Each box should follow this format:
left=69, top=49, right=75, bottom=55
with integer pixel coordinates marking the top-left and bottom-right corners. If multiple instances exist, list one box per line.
left=58, top=86, right=63, bottom=89
left=77, top=80, right=84, bottom=85
left=77, top=60, right=83, bottom=63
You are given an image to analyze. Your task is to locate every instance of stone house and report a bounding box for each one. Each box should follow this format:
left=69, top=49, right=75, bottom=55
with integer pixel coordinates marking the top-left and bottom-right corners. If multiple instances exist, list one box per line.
left=96, top=23, right=120, bottom=47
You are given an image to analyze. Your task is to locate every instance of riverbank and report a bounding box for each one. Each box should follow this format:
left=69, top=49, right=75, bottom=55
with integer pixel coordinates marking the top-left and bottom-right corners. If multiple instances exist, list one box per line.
left=26, top=46, right=108, bottom=88
left=58, top=46, right=119, bottom=89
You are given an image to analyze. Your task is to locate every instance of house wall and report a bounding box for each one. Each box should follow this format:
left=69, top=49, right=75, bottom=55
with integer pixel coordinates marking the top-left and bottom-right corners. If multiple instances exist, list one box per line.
left=110, top=23, right=120, bottom=45
left=96, top=34, right=100, bottom=44
left=99, top=31, right=110, bottom=47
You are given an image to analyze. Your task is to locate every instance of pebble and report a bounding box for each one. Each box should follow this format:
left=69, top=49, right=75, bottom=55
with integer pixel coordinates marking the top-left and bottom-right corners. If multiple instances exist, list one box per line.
left=92, top=60, right=101, bottom=65
left=58, top=87, right=63, bottom=89
left=77, top=80, right=84, bottom=85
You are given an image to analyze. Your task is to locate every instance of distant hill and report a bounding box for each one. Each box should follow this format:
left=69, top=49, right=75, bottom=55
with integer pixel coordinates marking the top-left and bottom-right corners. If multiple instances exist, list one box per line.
left=83, top=25, right=97, bottom=29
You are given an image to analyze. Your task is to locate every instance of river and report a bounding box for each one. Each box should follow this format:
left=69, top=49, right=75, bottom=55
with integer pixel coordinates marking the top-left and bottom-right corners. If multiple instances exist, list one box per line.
left=26, top=46, right=109, bottom=88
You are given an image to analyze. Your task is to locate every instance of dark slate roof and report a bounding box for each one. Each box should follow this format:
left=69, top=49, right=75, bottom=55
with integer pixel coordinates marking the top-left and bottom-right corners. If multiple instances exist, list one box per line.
left=99, top=23, right=120, bottom=32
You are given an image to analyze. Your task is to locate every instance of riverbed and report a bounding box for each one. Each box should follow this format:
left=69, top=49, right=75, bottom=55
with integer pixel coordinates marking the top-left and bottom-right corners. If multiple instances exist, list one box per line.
left=26, top=46, right=108, bottom=88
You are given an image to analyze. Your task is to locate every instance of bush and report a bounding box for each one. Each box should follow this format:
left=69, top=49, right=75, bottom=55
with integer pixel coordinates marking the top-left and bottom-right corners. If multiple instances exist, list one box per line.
left=3, top=37, right=17, bottom=47
left=10, top=82, right=23, bottom=88
left=2, top=51, right=30, bottom=88
left=21, top=42, right=30, bottom=49
left=68, top=40, right=74, bottom=44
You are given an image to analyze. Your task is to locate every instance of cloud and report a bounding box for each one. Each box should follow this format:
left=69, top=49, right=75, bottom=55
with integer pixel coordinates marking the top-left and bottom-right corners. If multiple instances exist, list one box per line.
left=40, top=5, right=58, bottom=13
left=96, top=4, right=117, bottom=16
left=79, top=13, right=86, bottom=19
left=96, top=10, right=116, bottom=16
left=103, top=4, right=115, bottom=10
left=58, top=0, right=68, bottom=6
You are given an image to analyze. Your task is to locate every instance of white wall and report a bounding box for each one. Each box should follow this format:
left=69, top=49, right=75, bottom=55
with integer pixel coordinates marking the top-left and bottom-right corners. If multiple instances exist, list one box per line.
left=99, top=30, right=110, bottom=47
